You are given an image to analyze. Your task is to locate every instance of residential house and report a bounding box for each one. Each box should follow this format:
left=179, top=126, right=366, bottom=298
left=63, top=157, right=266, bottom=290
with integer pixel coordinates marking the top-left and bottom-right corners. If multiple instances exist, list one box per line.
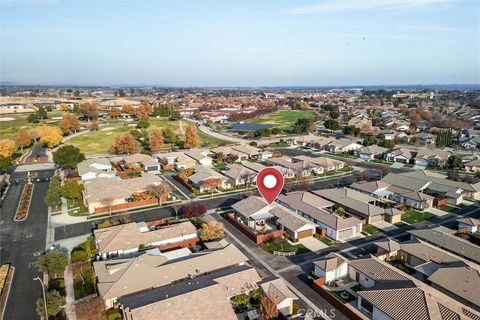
left=392, top=190, right=434, bottom=210
left=395, top=132, right=410, bottom=143
left=358, top=145, right=388, bottom=161
left=313, top=253, right=349, bottom=284
left=349, top=181, right=392, bottom=199
left=293, top=155, right=345, bottom=172
left=240, top=160, right=265, bottom=173
left=231, top=145, right=272, bottom=160
left=326, top=139, right=363, bottom=153
left=408, top=227, right=480, bottom=263
left=82, top=174, right=163, bottom=214
left=222, top=164, right=257, bottom=187
left=313, top=188, right=388, bottom=224
left=267, top=157, right=323, bottom=178
left=378, top=129, right=395, bottom=141
left=458, top=217, right=480, bottom=234
left=465, top=159, right=480, bottom=172
left=210, top=146, right=248, bottom=162
left=188, top=165, right=230, bottom=192
left=120, top=154, right=160, bottom=172
left=414, top=149, right=451, bottom=167
left=312, top=254, right=480, bottom=319
left=93, top=243, right=249, bottom=308
left=384, top=147, right=416, bottom=163
left=119, top=265, right=261, bottom=320
left=260, top=278, right=298, bottom=317
left=77, top=158, right=115, bottom=182
left=411, top=132, right=436, bottom=145
left=277, top=191, right=363, bottom=241
left=158, top=152, right=196, bottom=170
left=373, top=238, right=401, bottom=261
left=231, top=196, right=316, bottom=240
left=185, top=149, right=213, bottom=166
left=93, top=221, right=198, bottom=259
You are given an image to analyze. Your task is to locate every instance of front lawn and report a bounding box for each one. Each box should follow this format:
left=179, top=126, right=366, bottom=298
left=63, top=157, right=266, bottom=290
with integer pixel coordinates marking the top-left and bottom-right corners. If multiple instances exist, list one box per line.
left=401, top=209, right=436, bottom=224
left=328, top=290, right=357, bottom=304
left=73, top=267, right=97, bottom=300
left=362, top=224, right=381, bottom=235
left=393, top=221, right=408, bottom=228
left=262, top=239, right=311, bottom=255
left=67, top=197, right=89, bottom=216
left=439, top=205, right=458, bottom=213
left=106, top=309, right=122, bottom=320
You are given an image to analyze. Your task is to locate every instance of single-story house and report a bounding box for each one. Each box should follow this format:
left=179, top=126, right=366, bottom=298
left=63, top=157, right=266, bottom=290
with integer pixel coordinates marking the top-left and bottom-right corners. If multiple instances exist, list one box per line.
left=384, top=147, right=416, bottom=163
left=391, top=190, right=434, bottom=210
left=313, top=188, right=387, bottom=224
left=349, top=181, right=392, bottom=199
left=465, top=159, right=480, bottom=172
left=83, top=174, right=164, bottom=214
left=158, top=152, right=196, bottom=170
left=378, top=129, right=396, bottom=141
left=313, top=252, right=348, bottom=284
left=77, top=158, right=116, bottom=182
left=240, top=160, right=266, bottom=173
left=185, top=149, right=213, bottom=166
left=94, top=243, right=249, bottom=308
left=411, top=132, right=436, bottom=145
left=210, top=146, right=248, bottom=162
left=458, top=217, right=480, bottom=234
left=358, top=145, right=388, bottom=161
left=120, top=154, right=160, bottom=171
left=326, top=139, right=363, bottom=153
left=231, top=196, right=316, bottom=240
left=414, top=150, right=450, bottom=167
left=222, top=164, right=257, bottom=186
left=292, top=155, right=345, bottom=172
left=267, top=157, right=323, bottom=178
left=231, top=145, right=272, bottom=160
left=277, top=191, right=363, bottom=241
left=260, top=279, right=298, bottom=317
left=94, top=221, right=198, bottom=259
left=188, top=166, right=230, bottom=192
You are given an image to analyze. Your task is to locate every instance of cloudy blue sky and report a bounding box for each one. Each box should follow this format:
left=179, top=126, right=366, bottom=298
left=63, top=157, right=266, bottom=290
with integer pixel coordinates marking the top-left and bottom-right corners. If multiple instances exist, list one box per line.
left=0, top=0, right=479, bottom=86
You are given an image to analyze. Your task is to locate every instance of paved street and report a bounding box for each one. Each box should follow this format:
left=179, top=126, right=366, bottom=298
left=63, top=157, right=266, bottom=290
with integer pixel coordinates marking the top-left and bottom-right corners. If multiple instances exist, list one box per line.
left=0, top=170, right=55, bottom=320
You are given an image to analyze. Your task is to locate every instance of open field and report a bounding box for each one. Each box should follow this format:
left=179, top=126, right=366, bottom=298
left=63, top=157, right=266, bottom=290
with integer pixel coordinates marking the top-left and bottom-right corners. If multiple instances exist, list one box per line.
left=248, top=110, right=316, bottom=130
left=66, top=118, right=229, bottom=154
left=0, top=112, right=64, bottom=139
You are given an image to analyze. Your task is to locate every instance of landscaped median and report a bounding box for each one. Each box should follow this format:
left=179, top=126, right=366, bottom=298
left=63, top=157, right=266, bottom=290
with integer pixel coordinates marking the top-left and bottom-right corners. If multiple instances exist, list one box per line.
left=261, top=238, right=310, bottom=255
left=0, top=264, right=15, bottom=320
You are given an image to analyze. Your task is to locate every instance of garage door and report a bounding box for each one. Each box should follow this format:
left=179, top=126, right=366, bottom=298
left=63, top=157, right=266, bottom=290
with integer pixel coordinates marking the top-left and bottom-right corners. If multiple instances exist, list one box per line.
left=297, top=229, right=313, bottom=239
left=338, top=228, right=354, bottom=240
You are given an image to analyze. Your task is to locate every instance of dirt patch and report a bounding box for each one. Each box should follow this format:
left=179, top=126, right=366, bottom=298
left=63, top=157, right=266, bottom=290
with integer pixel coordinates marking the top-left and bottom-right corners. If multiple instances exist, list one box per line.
left=75, top=296, right=107, bottom=320
left=0, top=117, right=15, bottom=122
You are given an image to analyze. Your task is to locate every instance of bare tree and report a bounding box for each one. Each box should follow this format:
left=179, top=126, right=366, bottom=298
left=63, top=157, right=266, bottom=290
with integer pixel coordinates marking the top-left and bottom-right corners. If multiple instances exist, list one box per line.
left=171, top=202, right=181, bottom=219
left=377, top=165, right=390, bottom=179
left=146, top=183, right=173, bottom=206
left=100, top=198, right=114, bottom=215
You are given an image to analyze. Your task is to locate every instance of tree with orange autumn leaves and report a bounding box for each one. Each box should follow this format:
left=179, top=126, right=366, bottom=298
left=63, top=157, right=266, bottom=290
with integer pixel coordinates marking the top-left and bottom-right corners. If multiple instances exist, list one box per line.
left=149, top=129, right=164, bottom=152
left=59, top=114, right=80, bottom=134
left=184, top=124, right=200, bottom=148
left=0, top=139, right=17, bottom=158
left=16, top=128, right=33, bottom=150
left=109, top=133, right=140, bottom=154
left=37, top=125, right=63, bottom=148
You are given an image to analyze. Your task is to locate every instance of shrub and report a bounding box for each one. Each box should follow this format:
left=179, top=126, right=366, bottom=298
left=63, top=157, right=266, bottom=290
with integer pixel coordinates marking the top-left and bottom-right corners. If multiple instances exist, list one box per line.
left=48, top=278, right=66, bottom=296
left=71, top=251, right=89, bottom=263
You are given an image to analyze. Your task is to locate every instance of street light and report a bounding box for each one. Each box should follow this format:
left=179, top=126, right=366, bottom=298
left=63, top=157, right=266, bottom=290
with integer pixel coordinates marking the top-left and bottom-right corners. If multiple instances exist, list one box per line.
left=33, top=276, right=48, bottom=319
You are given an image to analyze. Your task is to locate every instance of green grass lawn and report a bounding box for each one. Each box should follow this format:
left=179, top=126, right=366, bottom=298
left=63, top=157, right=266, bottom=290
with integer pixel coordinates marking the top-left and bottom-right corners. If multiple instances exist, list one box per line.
left=67, top=118, right=228, bottom=154
left=328, top=290, right=357, bottom=304
left=67, top=197, right=89, bottom=216
left=73, top=267, right=96, bottom=300
left=262, top=239, right=311, bottom=255
left=439, top=205, right=458, bottom=213
left=362, top=224, right=381, bottom=235
left=0, top=112, right=63, bottom=139
left=248, top=110, right=316, bottom=130
left=106, top=309, right=122, bottom=320
left=393, top=221, right=408, bottom=228
left=313, top=234, right=336, bottom=246
left=401, top=209, right=436, bottom=224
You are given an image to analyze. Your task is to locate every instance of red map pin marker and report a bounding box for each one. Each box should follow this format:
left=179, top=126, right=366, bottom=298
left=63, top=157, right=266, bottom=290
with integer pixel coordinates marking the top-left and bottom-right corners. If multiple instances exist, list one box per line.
left=256, top=167, right=284, bottom=205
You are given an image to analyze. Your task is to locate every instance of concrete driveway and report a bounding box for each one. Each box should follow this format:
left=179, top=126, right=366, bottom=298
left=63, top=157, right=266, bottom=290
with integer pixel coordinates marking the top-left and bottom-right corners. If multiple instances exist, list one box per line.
left=426, top=207, right=449, bottom=217
left=372, top=220, right=399, bottom=232
left=299, top=236, right=328, bottom=252
left=390, top=162, right=405, bottom=169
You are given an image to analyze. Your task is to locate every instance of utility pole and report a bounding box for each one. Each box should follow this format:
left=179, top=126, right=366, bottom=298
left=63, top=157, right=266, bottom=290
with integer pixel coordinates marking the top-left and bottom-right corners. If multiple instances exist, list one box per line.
left=33, top=276, right=48, bottom=319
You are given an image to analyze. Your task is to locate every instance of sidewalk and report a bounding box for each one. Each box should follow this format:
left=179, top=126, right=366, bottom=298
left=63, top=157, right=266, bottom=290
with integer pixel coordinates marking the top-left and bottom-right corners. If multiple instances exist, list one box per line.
left=64, top=266, right=77, bottom=320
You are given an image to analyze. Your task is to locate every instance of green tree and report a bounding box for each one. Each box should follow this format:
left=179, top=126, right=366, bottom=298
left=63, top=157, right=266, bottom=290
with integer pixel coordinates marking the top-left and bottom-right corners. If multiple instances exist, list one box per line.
left=324, top=119, right=340, bottom=131
left=59, top=183, right=84, bottom=199
left=230, top=293, right=249, bottom=313
left=0, top=156, right=11, bottom=172
left=27, top=113, right=40, bottom=123
left=52, top=145, right=85, bottom=169
left=292, top=118, right=315, bottom=134
left=271, top=127, right=282, bottom=135
left=447, top=155, right=463, bottom=169
left=137, top=118, right=150, bottom=129
left=71, top=251, right=88, bottom=263
left=36, top=290, right=66, bottom=318
left=44, top=189, right=62, bottom=206
left=37, top=107, right=48, bottom=119
left=38, top=250, right=68, bottom=277
left=162, top=128, right=176, bottom=144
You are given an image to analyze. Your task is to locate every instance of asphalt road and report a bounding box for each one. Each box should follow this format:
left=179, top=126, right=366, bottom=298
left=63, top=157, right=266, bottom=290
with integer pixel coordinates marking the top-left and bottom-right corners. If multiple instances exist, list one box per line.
left=0, top=170, right=55, bottom=320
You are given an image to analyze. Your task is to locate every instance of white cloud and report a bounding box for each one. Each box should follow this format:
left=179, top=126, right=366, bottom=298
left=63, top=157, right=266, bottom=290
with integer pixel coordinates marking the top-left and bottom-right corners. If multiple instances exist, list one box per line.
left=286, top=0, right=453, bottom=14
